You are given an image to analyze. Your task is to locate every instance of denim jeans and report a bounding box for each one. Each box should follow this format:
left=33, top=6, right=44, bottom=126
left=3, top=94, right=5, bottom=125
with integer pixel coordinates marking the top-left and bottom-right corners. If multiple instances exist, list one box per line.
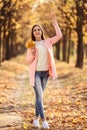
left=33, top=71, right=49, bottom=119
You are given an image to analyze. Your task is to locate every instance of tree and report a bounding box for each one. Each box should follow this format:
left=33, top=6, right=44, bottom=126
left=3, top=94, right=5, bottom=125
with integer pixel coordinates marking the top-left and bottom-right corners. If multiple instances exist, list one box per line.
left=75, top=0, right=87, bottom=68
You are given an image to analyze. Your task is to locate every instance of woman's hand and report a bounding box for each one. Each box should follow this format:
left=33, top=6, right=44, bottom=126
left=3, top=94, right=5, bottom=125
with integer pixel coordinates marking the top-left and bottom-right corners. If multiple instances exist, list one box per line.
left=51, top=13, right=57, bottom=23
left=31, top=47, right=36, bottom=57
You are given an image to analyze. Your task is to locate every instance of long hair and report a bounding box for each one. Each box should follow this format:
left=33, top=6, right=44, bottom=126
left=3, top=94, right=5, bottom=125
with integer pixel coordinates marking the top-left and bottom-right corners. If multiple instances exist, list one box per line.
left=31, top=24, right=45, bottom=41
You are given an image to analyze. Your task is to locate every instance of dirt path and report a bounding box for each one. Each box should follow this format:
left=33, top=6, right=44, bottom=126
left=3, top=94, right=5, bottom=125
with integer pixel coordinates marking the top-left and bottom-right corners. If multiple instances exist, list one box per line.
left=0, top=57, right=87, bottom=130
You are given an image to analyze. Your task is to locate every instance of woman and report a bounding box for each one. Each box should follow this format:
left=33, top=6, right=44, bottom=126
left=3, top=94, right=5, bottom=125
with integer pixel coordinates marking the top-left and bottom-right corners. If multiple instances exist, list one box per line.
left=26, top=14, right=62, bottom=129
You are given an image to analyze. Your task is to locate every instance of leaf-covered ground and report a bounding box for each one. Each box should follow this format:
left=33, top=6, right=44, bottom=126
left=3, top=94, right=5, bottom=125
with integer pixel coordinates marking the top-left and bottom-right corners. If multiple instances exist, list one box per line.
left=0, top=54, right=87, bottom=130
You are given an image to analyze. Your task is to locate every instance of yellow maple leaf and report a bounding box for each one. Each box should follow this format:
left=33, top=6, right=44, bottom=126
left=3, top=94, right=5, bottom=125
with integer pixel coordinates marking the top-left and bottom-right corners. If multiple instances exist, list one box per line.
left=23, top=121, right=28, bottom=129
left=25, top=40, right=35, bottom=48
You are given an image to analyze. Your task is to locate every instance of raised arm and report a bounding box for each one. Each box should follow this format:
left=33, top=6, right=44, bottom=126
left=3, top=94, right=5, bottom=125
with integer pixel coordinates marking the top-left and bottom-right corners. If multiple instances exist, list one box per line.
left=49, top=14, right=62, bottom=44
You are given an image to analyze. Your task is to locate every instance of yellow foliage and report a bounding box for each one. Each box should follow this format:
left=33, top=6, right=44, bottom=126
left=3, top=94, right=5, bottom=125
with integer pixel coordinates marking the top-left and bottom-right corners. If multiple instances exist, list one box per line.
left=23, top=121, right=29, bottom=129
left=16, top=23, right=21, bottom=29
left=0, top=16, right=4, bottom=20
left=6, top=31, right=9, bottom=36
left=25, top=40, right=35, bottom=48
left=12, top=18, right=16, bottom=23
left=12, top=0, right=17, bottom=3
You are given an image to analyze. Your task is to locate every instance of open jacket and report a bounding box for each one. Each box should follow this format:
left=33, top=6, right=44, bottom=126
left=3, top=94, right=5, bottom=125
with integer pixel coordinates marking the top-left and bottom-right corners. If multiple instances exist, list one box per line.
left=26, top=22, right=62, bottom=86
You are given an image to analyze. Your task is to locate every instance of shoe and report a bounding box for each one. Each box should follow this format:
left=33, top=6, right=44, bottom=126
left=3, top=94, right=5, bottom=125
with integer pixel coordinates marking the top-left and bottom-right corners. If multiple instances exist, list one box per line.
left=33, top=119, right=40, bottom=127
left=42, top=120, right=50, bottom=129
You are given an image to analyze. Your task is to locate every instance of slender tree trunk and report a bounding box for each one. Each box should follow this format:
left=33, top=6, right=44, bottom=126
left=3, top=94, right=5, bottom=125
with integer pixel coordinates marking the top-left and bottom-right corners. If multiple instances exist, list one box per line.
left=10, top=32, right=13, bottom=57
left=55, top=41, right=61, bottom=60
left=13, top=35, right=17, bottom=57
left=62, top=28, right=67, bottom=61
left=5, top=0, right=11, bottom=60
left=0, top=26, right=1, bottom=66
left=67, top=28, right=71, bottom=63
left=71, top=40, right=74, bottom=56
left=6, top=19, right=10, bottom=60
left=84, top=44, right=87, bottom=58
left=2, top=22, right=6, bottom=61
left=75, top=0, right=84, bottom=68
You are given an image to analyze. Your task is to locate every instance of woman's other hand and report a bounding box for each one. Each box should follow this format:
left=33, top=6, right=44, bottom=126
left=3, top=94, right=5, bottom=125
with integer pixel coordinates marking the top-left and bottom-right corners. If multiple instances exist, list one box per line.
left=51, top=13, right=57, bottom=23
left=31, top=47, right=36, bottom=57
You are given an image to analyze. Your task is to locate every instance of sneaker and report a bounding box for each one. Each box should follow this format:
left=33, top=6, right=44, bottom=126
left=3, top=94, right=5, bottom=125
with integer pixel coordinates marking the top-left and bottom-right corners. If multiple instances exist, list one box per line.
left=33, top=119, right=40, bottom=127
left=42, top=120, right=50, bottom=129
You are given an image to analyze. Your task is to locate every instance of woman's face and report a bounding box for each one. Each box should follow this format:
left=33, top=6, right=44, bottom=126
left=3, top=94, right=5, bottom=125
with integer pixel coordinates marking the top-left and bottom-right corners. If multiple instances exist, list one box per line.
left=33, top=26, right=42, bottom=40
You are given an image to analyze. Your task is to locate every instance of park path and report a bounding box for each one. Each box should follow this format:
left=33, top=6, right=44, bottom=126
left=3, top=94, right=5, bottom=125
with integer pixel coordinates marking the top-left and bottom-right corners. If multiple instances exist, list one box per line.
left=0, top=69, right=61, bottom=130
left=0, top=56, right=87, bottom=130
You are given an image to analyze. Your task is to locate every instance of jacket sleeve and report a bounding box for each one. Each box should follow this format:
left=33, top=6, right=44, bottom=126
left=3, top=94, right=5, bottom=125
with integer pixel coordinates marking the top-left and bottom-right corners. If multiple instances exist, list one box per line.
left=49, top=22, right=62, bottom=45
left=26, top=49, right=35, bottom=64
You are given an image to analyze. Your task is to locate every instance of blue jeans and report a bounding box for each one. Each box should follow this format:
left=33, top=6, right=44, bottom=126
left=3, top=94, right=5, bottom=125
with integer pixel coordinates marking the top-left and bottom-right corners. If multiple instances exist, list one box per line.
left=33, top=71, right=49, bottom=119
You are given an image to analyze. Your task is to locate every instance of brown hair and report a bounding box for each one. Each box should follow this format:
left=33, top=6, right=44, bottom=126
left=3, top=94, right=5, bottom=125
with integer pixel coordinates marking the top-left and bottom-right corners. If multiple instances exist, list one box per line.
left=31, top=24, right=45, bottom=41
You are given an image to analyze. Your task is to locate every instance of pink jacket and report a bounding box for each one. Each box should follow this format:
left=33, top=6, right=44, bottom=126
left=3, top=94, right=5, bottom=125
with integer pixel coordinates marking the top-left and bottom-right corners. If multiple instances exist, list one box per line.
left=26, top=22, right=62, bottom=86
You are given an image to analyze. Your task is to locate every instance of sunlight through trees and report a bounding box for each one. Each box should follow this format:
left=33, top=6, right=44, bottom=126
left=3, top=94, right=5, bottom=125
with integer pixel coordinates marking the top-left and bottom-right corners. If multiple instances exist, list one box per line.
left=0, top=0, right=87, bottom=68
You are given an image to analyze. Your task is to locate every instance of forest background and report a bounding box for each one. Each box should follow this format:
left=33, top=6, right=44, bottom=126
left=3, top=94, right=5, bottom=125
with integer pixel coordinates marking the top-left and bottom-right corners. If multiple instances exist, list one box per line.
left=0, top=0, right=87, bottom=68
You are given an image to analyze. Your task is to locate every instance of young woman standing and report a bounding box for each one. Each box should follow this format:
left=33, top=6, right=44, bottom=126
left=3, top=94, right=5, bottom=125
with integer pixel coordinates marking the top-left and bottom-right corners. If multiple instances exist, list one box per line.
left=26, top=14, right=62, bottom=129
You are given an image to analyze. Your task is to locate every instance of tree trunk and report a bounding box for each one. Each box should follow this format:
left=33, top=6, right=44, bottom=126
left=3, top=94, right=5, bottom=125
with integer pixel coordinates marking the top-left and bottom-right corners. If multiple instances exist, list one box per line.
left=2, top=22, right=6, bottom=61
left=9, top=30, right=14, bottom=58
left=55, top=41, right=61, bottom=60
left=62, top=28, right=67, bottom=61
left=67, top=28, right=71, bottom=63
left=0, top=26, right=1, bottom=66
left=84, top=44, right=87, bottom=58
left=75, top=0, right=84, bottom=68
left=5, top=0, right=11, bottom=60
left=70, top=40, right=74, bottom=56
left=5, top=19, right=10, bottom=60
